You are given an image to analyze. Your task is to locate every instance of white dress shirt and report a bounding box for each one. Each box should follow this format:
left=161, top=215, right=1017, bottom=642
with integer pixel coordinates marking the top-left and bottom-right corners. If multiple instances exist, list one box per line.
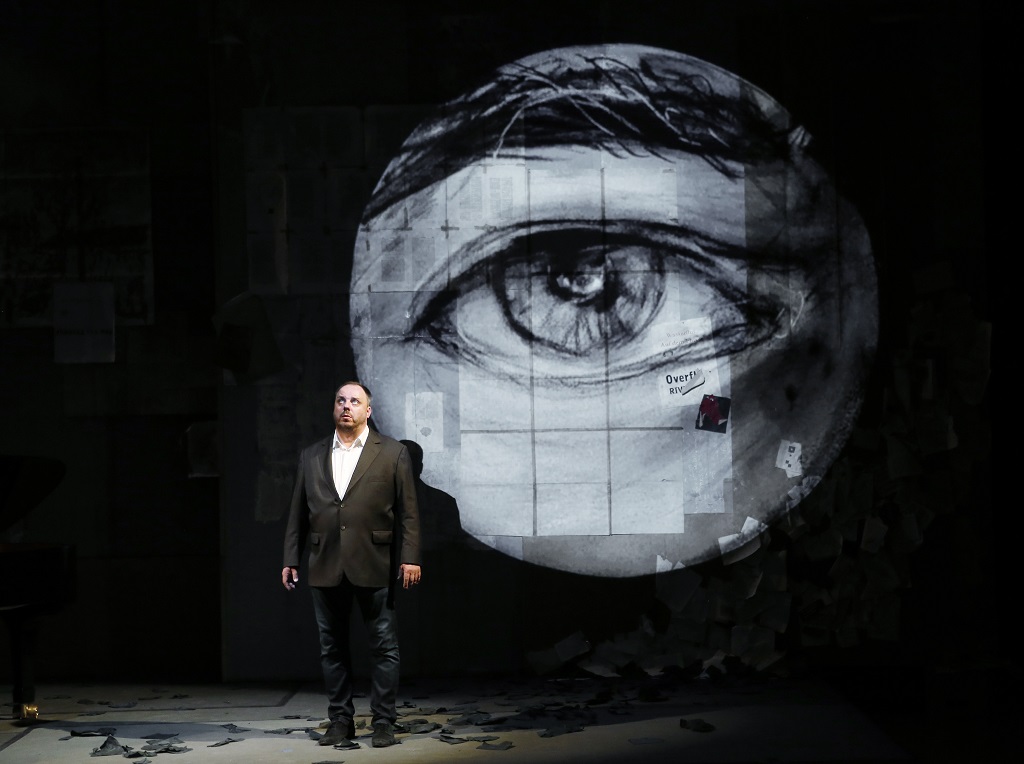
left=332, top=425, right=368, bottom=499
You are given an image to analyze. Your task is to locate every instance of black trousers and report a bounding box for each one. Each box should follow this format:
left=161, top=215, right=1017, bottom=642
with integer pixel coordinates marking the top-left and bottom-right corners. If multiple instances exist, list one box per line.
left=310, top=578, right=399, bottom=726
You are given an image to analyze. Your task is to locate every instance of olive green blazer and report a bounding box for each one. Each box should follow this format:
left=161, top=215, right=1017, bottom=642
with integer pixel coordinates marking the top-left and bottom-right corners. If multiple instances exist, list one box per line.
left=283, top=430, right=420, bottom=588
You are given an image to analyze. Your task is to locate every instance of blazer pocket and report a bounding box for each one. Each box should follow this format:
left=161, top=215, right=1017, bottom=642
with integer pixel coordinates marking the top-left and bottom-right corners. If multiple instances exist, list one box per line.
left=371, top=530, right=393, bottom=545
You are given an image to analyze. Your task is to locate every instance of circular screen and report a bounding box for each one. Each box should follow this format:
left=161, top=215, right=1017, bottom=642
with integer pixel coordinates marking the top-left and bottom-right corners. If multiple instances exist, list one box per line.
left=350, top=44, right=878, bottom=577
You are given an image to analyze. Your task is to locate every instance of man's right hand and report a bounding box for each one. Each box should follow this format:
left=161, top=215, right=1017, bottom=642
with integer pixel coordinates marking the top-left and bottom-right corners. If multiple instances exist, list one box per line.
left=282, top=567, right=299, bottom=590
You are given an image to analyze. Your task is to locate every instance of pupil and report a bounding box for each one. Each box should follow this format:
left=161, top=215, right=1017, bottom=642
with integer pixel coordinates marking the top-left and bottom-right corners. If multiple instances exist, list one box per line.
left=550, top=266, right=607, bottom=305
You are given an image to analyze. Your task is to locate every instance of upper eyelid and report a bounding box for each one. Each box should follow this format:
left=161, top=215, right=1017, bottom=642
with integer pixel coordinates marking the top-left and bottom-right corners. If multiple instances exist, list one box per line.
left=413, top=218, right=786, bottom=301
left=479, top=218, right=792, bottom=270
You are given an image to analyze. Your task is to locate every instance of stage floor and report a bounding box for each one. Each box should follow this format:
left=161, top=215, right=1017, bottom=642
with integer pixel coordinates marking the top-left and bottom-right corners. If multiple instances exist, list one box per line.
left=0, top=670, right=995, bottom=763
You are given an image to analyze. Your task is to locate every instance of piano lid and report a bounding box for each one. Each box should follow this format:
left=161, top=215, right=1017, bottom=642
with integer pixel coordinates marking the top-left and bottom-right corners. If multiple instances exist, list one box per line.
left=0, top=454, right=67, bottom=533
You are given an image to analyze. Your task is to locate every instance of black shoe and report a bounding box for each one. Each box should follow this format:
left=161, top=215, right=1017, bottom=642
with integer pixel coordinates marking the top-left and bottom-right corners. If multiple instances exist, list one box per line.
left=318, top=719, right=355, bottom=746
left=371, top=720, right=397, bottom=748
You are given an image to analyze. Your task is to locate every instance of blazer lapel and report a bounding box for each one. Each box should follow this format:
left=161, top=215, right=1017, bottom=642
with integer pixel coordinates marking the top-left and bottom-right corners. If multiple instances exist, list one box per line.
left=344, top=431, right=382, bottom=498
left=316, top=437, right=336, bottom=497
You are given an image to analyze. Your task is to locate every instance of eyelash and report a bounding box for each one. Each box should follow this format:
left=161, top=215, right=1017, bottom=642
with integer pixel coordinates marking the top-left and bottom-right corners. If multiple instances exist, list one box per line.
left=404, top=221, right=791, bottom=387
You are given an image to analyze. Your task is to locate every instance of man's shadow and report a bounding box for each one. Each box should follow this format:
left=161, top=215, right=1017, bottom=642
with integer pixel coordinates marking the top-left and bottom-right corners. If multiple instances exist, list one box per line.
left=395, top=440, right=649, bottom=673
left=400, top=439, right=471, bottom=551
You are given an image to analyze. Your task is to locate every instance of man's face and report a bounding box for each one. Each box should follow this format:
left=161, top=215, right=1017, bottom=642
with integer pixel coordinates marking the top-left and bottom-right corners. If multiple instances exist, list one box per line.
left=334, top=384, right=371, bottom=434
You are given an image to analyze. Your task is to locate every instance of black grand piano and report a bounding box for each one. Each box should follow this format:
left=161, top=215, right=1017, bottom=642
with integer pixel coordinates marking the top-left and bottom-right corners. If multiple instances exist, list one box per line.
left=0, top=454, right=77, bottom=722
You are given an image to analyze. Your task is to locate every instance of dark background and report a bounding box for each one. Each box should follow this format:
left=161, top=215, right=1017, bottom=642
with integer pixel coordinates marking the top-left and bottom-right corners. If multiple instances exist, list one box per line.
left=0, top=0, right=1002, bottom=758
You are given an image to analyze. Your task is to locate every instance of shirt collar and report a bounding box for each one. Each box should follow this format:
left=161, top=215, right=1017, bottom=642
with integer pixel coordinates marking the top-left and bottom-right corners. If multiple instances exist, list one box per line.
left=334, top=425, right=369, bottom=450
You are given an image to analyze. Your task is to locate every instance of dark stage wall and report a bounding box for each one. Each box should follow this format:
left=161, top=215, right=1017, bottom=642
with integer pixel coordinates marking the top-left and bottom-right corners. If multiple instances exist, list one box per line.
left=0, top=0, right=998, bottom=706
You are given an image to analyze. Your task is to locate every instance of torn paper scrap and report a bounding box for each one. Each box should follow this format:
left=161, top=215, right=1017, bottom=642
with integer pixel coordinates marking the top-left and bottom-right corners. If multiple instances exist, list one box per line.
left=776, top=439, right=802, bottom=477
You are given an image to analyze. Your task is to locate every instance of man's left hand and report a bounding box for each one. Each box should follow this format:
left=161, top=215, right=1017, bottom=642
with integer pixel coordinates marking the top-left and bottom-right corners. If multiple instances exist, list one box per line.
left=399, top=563, right=422, bottom=589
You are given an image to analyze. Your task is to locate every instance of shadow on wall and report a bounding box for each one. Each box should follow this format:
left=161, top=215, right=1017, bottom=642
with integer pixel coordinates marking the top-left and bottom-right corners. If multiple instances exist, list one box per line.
left=398, top=258, right=993, bottom=682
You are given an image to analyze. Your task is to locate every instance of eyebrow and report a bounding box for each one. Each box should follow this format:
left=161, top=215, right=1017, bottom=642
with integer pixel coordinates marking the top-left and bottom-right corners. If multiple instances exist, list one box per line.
left=360, top=50, right=795, bottom=223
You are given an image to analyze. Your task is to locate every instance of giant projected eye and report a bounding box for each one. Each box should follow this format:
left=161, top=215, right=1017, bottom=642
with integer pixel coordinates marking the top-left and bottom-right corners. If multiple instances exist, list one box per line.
left=349, top=43, right=878, bottom=577
left=404, top=220, right=793, bottom=389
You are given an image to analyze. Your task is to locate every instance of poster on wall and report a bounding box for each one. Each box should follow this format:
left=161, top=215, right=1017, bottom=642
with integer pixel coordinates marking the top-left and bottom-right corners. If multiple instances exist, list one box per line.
left=0, top=129, right=154, bottom=327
